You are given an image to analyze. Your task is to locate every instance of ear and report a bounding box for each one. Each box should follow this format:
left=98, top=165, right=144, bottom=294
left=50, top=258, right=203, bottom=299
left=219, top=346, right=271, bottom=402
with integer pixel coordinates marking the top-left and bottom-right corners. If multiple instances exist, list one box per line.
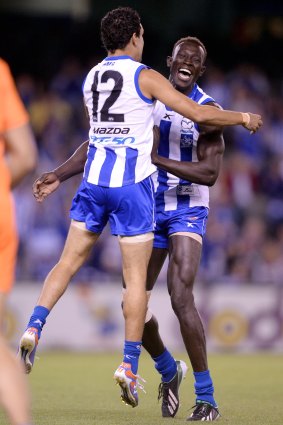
left=167, top=56, right=173, bottom=68
left=132, top=32, right=138, bottom=47
left=199, top=65, right=206, bottom=76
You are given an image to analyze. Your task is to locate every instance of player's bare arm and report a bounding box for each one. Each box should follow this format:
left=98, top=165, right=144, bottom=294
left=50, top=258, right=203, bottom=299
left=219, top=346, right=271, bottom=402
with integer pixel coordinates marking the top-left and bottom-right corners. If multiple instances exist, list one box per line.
left=33, top=140, right=88, bottom=202
left=53, top=140, right=88, bottom=182
left=139, top=68, right=262, bottom=132
left=152, top=104, right=224, bottom=186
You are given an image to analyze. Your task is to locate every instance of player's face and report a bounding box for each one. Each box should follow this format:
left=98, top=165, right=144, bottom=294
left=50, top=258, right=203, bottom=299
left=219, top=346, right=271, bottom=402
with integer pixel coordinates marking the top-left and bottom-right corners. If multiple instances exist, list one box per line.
left=167, top=41, right=206, bottom=93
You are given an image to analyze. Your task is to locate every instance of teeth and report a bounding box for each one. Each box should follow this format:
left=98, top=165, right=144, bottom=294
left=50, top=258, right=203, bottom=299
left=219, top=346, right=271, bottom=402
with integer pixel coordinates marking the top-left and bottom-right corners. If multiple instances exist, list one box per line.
left=179, top=68, right=191, bottom=75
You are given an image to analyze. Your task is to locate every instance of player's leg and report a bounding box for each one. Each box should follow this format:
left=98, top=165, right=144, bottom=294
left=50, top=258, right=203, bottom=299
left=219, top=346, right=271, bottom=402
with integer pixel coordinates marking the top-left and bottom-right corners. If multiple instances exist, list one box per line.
left=0, top=198, right=32, bottom=424
left=19, top=180, right=106, bottom=373
left=143, top=239, right=188, bottom=417
left=0, top=201, right=18, bottom=327
left=0, top=333, right=32, bottom=425
left=168, top=234, right=206, bottom=369
left=114, top=233, right=153, bottom=407
left=111, top=177, right=154, bottom=407
left=19, top=220, right=99, bottom=373
left=142, top=247, right=168, bottom=356
left=121, top=247, right=168, bottom=356
left=120, top=247, right=182, bottom=414
left=36, top=221, right=99, bottom=310
left=0, top=292, right=6, bottom=329
left=168, top=233, right=220, bottom=420
left=120, top=234, right=153, bottom=343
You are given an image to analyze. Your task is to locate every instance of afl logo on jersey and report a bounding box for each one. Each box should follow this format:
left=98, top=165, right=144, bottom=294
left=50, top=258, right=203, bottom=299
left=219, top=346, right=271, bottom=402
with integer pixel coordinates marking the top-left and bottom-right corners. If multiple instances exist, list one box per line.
left=181, top=118, right=194, bottom=133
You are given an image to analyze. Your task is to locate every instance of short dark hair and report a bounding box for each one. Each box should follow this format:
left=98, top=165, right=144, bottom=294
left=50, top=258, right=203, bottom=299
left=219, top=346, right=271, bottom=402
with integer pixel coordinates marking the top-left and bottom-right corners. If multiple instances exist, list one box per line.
left=101, top=7, right=141, bottom=53
left=173, top=36, right=207, bottom=62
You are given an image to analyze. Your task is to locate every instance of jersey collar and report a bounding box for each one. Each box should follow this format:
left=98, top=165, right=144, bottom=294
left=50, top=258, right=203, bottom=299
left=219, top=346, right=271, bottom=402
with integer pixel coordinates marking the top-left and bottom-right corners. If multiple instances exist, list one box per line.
left=104, top=55, right=135, bottom=61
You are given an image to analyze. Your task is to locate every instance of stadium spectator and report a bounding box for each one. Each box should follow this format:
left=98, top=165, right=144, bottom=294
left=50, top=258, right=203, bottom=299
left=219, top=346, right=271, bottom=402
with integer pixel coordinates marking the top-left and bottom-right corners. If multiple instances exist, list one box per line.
left=0, top=58, right=37, bottom=425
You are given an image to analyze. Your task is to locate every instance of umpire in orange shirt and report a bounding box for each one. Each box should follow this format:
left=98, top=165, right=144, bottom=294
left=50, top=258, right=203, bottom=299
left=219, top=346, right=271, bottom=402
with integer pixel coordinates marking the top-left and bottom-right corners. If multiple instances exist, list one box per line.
left=0, top=58, right=37, bottom=425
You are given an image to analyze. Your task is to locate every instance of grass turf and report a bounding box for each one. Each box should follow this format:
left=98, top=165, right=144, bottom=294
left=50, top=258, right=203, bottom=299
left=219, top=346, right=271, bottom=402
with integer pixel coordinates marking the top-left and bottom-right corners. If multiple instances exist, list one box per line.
left=1, top=352, right=282, bottom=424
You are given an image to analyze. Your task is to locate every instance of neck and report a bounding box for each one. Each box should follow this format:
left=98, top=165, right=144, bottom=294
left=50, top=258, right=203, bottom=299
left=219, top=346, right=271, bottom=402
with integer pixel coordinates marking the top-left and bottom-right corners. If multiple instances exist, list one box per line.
left=107, top=48, right=137, bottom=61
left=184, top=83, right=195, bottom=96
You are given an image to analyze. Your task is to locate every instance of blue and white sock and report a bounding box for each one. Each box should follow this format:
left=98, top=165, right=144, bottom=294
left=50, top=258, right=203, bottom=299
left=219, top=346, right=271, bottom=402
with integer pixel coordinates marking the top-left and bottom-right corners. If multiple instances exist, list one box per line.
left=123, top=340, right=142, bottom=374
left=27, top=305, right=50, bottom=339
left=153, top=348, right=177, bottom=382
left=194, top=370, right=217, bottom=407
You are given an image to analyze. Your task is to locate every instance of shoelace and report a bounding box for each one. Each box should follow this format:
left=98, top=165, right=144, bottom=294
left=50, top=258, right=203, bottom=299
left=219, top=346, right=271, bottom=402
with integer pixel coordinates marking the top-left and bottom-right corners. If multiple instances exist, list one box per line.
left=189, top=403, right=214, bottom=418
left=135, top=375, right=146, bottom=394
left=157, top=382, right=164, bottom=401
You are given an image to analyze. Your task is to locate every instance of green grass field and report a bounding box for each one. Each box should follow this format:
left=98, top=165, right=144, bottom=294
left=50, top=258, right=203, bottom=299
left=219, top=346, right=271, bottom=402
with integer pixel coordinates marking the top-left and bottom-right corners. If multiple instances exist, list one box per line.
left=1, top=352, right=282, bottom=424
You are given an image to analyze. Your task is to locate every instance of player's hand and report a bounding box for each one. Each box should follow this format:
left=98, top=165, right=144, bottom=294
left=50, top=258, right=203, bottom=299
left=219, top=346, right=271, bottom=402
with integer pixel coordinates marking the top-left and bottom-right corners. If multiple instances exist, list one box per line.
left=32, top=171, right=60, bottom=202
left=242, top=112, right=263, bottom=133
left=151, top=125, right=160, bottom=164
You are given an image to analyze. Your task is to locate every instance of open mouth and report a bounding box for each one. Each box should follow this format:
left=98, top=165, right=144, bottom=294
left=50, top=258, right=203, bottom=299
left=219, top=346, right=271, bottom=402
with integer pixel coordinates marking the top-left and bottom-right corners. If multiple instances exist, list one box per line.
left=177, top=68, right=192, bottom=81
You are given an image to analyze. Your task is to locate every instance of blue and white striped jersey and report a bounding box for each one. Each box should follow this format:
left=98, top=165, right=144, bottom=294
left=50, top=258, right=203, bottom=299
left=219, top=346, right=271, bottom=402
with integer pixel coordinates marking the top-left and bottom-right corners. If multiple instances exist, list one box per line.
left=152, top=83, right=215, bottom=211
left=83, top=55, right=156, bottom=187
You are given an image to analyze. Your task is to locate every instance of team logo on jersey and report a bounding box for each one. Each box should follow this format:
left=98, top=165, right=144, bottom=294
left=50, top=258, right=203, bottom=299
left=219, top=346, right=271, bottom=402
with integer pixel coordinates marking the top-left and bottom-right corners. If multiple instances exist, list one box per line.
left=180, top=133, right=193, bottom=148
left=181, top=118, right=194, bottom=133
left=180, top=118, right=194, bottom=148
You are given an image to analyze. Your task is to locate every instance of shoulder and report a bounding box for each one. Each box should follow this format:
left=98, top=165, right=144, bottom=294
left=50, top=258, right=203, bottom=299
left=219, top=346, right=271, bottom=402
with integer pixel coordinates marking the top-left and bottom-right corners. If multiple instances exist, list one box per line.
left=139, top=67, right=165, bottom=81
left=193, top=84, right=219, bottom=106
left=139, top=68, right=174, bottom=99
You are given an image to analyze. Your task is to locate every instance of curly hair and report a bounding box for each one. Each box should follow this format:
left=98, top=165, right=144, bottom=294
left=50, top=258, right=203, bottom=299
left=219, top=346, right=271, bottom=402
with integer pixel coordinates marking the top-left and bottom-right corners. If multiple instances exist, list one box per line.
left=173, top=36, right=207, bottom=62
left=101, top=7, right=141, bottom=53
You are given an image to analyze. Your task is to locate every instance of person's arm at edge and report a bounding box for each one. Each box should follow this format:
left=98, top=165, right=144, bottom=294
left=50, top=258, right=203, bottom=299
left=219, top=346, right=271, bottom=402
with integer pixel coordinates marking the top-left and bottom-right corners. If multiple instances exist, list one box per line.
left=5, top=123, right=37, bottom=188
left=140, top=69, right=262, bottom=131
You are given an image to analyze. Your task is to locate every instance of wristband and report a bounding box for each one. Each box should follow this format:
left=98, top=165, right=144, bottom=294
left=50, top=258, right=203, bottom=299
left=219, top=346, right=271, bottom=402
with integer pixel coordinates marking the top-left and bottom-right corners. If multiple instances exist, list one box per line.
left=241, top=112, right=250, bottom=126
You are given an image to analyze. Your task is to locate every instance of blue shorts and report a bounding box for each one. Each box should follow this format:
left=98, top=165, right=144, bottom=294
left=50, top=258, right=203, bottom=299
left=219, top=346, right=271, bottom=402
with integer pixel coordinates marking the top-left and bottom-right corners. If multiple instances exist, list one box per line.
left=70, top=177, right=155, bottom=236
left=154, top=206, right=208, bottom=249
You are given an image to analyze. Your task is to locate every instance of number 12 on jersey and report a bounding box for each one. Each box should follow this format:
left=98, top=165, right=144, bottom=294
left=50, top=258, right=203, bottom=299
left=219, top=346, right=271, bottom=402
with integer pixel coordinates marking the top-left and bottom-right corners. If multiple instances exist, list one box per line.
left=91, top=70, right=125, bottom=123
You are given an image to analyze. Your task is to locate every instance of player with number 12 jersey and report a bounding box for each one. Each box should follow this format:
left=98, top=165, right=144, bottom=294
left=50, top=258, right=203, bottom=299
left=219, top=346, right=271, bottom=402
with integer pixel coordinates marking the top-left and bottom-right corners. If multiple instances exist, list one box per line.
left=70, top=55, right=157, bottom=236
left=83, top=56, right=156, bottom=188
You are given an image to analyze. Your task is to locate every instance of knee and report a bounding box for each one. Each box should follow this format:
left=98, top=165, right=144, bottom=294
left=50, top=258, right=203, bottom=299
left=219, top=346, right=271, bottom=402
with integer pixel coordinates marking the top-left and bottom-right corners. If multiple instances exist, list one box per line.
left=170, top=283, right=195, bottom=317
left=57, top=258, right=79, bottom=276
left=178, top=262, right=196, bottom=285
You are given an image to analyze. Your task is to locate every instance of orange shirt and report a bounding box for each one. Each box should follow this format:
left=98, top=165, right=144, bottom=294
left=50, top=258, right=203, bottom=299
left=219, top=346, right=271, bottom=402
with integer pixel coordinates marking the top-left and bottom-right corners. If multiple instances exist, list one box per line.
left=0, top=59, right=30, bottom=292
left=0, top=58, right=29, bottom=192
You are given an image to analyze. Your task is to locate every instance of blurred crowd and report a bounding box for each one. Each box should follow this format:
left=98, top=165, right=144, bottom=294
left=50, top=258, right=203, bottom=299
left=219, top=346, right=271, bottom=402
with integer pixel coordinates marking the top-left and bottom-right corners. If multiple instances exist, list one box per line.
left=13, top=58, right=283, bottom=286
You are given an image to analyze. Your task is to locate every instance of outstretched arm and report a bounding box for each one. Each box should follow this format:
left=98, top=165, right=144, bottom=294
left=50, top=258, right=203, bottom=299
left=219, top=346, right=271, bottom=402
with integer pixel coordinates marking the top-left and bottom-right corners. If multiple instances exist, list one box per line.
left=33, top=140, right=88, bottom=202
left=140, top=69, right=262, bottom=132
left=152, top=104, right=225, bottom=186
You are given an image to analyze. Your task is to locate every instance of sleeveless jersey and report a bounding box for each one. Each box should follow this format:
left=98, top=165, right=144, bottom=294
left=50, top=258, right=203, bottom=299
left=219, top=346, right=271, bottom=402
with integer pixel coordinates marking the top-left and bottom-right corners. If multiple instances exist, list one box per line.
left=83, top=55, right=156, bottom=187
left=152, top=83, right=215, bottom=211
